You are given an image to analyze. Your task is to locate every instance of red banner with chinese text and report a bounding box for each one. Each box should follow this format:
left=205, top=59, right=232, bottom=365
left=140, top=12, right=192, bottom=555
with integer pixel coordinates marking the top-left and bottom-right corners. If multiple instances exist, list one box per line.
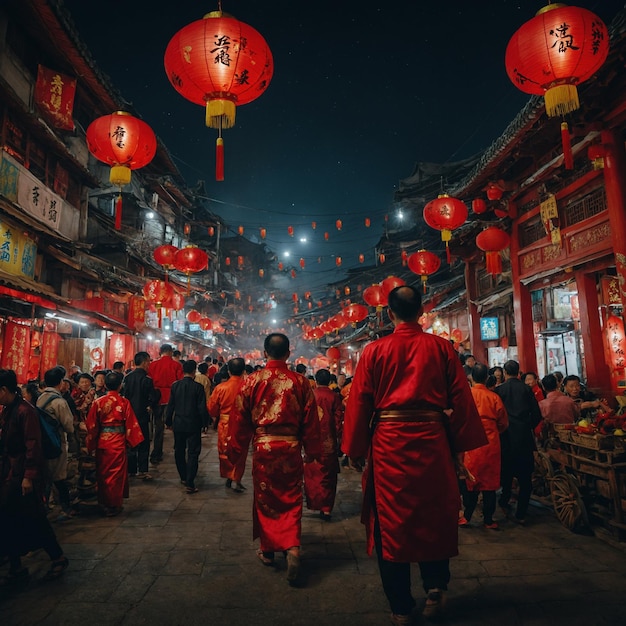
left=34, top=65, right=76, bottom=131
left=1, top=321, right=32, bottom=383
left=128, top=296, right=146, bottom=331
left=41, top=332, right=61, bottom=375
left=108, top=334, right=135, bottom=369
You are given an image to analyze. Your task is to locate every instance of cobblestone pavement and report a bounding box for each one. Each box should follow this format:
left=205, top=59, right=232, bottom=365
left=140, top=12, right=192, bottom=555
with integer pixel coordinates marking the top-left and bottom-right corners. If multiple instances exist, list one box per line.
left=2, top=429, right=626, bottom=625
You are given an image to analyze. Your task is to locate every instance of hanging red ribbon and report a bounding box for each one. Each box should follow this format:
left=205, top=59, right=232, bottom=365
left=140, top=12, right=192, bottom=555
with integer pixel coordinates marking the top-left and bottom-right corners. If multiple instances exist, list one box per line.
left=115, top=193, right=123, bottom=230
left=216, top=137, right=225, bottom=181
left=561, top=122, right=573, bottom=170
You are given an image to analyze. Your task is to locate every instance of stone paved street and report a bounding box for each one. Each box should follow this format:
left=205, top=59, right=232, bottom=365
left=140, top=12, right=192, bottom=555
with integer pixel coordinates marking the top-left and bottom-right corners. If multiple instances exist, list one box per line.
left=2, top=429, right=626, bottom=625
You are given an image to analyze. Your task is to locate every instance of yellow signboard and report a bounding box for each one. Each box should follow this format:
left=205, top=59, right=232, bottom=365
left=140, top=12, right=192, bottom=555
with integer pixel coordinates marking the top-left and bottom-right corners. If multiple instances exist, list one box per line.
left=0, top=220, right=37, bottom=278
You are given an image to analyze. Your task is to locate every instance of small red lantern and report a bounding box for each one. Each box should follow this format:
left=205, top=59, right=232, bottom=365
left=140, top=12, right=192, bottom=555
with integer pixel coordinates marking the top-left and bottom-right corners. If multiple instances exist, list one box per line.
left=363, top=284, right=387, bottom=310
left=291, top=269, right=296, bottom=278
left=86, top=111, right=157, bottom=229
left=476, top=227, right=511, bottom=276
left=287, top=226, right=294, bottom=237
left=401, top=250, right=408, bottom=266
left=336, top=219, right=342, bottom=231
left=343, top=303, right=369, bottom=326
left=311, top=221, right=317, bottom=230
left=237, top=255, right=244, bottom=268
left=326, top=347, right=341, bottom=361
left=225, top=257, right=231, bottom=266
left=324, top=232, right=329, bottom=241
left=143, top=279, right=174, bottom=328
left=278, top=262, right=284, bottom=271
left=299, top=258, right=305, bottom=270
left=208, top=226, right=215, bottom=237
left=260, top=228, right=267, bottom=239
left=486, top=183, right=503, bottom=201
left=345, top=286, right=351, bottom=295
left=381, top=276, right=406, bottom=298
left=378, top=253, right=386, bottom=265
left=153, top=244, right=179, bottom=271
left=292, top=293, right=298, bottom=303
left=186, top=310, right=202, bottom=323
left=164, top=11, right=273, bottom=181
left=184, top=223, right=191, bottom=236
left=199, top=318, right=213, bottom=331
left=304, top=291, right=311, bottom=300
left=472, top=198, right=487, bottom=214
left=335, top=257, right=342, bottom=267
left=259, top=268, right=265, bottom=278
left=238, top=226, right=244, bottom=236
left=358, top=253, right=365, bottom=264
left=310, top=328, right=325, bottom=340
left=408, top=250, right=441, bottom=293
left=364, top=217, right=371, bottom=228
left=423, top=194, right=468, bottom=263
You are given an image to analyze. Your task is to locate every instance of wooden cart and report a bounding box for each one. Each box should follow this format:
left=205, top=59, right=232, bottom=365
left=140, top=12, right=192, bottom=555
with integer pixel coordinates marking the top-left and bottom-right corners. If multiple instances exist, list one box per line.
left=534, top=429, right=626, bottom=541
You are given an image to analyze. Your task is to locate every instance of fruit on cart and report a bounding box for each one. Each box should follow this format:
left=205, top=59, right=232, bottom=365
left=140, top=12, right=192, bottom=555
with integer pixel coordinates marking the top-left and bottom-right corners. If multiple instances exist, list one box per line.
left=614, top=428, right=625, bottom=436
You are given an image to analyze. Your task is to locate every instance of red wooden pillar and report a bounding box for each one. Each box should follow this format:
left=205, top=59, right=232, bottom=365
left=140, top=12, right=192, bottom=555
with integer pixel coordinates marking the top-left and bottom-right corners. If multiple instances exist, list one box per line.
left=575, top=270, right=611, bottom=393
left=464, top=261, right=486, bottom=363
left=601, top=130, right=626, bottom=301
left=510, top=219, right=537, bottom=373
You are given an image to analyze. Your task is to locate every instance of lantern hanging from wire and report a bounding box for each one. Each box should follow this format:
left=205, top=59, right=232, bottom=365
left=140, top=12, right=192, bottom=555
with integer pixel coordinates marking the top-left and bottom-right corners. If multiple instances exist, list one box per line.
left=258, top=268, right=265, bottom=278
left=476, top=227, right=511, bottom=276
left=335, top=256, right=342, bottom=267
left=174, top=245, right=209, bottom=292
left=291, top=269, right=296, bottom=278
left=259, top=227, right=267, bottom=239
left=278, top=261, right=284, bottom=271
left=336, top=219, right=342, bottom=231
left=364, top=217, right=371, bottom=227
left=165, top=291, right=186, bottom=311
left=381, top=276, right=406, bottom=298
left=505, top=4, right=609, bottom=171
left=299, top=258, right=305, bottom=270
left=287, top=225, right=294, bottom=237
left=326, top=346, right=341, bottom=361
left=408, top=250, right=441, bottom=293
left=342, top=303, right=369, bottom=326
left=311, top=221, right=317, bottom=230
left=423, top=194, right=468, bottom=263
left=186, top=309, right=202, bottom=324
left=324, top=232, right=329, bottom=241
left=225, top=257, right=231, bottom=266
left=208, top=226, right=215, bottom=237
left=143, top=279, right=175, bottom=327
left=378, top=253, right=386, bottom=265
left=199, top=317, right=213, bottom=331
left=363, top=284, right=387, bottom=311
left=86, top=111, right=157, bottom=230
left=358, top=253, right=364, bottom=264
left=237, top=255, right=244, bottom=269
left=153, top=244, right=179, bottom=274
left=164, top=10, right=273, bottom=181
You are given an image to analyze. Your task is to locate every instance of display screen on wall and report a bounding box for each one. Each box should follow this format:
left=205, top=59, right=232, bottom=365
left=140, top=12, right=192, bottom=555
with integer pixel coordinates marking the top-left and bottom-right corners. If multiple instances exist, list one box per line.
left=480, top=317, right=499, bottom=341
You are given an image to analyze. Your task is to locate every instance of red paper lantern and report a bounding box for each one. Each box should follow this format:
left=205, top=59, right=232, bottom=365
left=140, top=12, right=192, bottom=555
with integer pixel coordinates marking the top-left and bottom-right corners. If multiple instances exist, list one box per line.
left=153, top=244, right=179, bottom=270
left=472, top=198, right=487, bottom=214
left=237, top=226, right=245, bottom=236
left=344, top=286, right=351, bottom=295
left=324, top=232, right=329, bottom=241
left=310, top=328, right=325, bottom=340
left=326, top=347, right=341, bottom=361
left=451, top=328, right=463, bottom=344
left=320, top=320, right=335, bottom=334
left=299, top=258, right=305, bottom=270
left=174, top=246, right=208, bottom=274
left=342, top=303, right=369, bottom=325
left=408, top=250, right=441, bottom=293
left=287, top=226, right=294, bottom=237
left=335, top=257, right=342, bottom=267
left=143, top=279, right=174, bottom=305
left=330, top=312, right=348, bottom=330
left=164, top=11, right=273, bottom=181
left=358, top=253, right=365, bottom=264
left=336, top=219, right=342, bottom=231
left=363, top=284, right=387, bottom=310
left=199, top=317, right=213, bottom=331
left=225, top=257, right=231, bottom=266
left=86, top=111, right=156, bottom=229
left=476, top=227, right=511, bottom=276
left=291, top=269, right=296, bottom=278
left=186, top=310, right=202, bottom=323
left=486, top=183, right=503, bottom=201
left=505, top=4, right=609, bottom=117
left=259, top=268, right=265, bottom=278
left=208, top=226, right=215, bottom=236
left=237, top=255, right=244, bottom=268
left=423, top=194, right=468, bottom=263
left=381, top=276, right=406, bottom=297
left=260, top=228, right=267, bottom=239
left=278, top=262, right=283, bottom=271
left=165, top=292, right=186, bottom=311
left=184, top=223, right=191, bottom=236
left=364, top=217, right=371, bottom=227
left=292, top=293, right=298, bottom=303
left=311, top=221, right=317, bottom=230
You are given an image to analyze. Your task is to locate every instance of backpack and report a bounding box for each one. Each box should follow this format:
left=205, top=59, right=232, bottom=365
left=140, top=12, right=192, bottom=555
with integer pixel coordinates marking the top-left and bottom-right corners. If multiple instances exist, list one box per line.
left=37, top=393, right=63, bottom=460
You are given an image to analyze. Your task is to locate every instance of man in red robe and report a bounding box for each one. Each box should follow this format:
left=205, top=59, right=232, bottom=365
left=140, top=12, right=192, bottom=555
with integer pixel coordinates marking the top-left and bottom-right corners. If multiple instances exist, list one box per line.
left=228, top=333, right=321, bottom=586
left=304, top=368, right=343, bottom=521
left=148, top=344, right=183, bottom=465
left=343, top=286, right=487, bottom=624
left=86, top=372, right=144, bottom=516
left=208, top=357, right=247, bottom=492
left=461, top=363, right=509, bottom=530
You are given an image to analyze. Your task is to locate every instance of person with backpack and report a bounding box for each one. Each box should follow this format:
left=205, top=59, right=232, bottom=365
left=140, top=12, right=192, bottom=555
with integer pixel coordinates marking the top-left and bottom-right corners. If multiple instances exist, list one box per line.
left=0, top=368, right=69, bottom=585
left=37, top=366, right=75, bottom=522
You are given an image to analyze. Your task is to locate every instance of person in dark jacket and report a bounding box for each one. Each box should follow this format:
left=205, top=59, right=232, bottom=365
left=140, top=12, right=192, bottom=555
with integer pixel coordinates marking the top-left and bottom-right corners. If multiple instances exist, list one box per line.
left=495, top=360, right=542, bottom=525
left=165, top=360, right=209, bottom=494
left=121, top=352, right=160, bottom=480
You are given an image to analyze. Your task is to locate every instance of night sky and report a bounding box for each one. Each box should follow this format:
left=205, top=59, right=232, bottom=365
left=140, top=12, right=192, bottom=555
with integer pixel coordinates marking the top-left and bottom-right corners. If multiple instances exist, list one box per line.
left=63, top=0, right=625, bottom=300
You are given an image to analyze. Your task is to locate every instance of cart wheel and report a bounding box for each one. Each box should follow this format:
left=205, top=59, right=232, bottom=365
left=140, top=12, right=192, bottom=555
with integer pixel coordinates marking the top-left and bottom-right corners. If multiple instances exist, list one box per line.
left=532, top=451, right=553, bottom=498
left=549, top=471, right=591, bottom=534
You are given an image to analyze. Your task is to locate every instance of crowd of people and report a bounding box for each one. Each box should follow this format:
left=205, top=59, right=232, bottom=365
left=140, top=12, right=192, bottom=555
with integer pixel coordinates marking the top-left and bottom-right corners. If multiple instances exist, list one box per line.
left=0, top=285, right=613, bottom=624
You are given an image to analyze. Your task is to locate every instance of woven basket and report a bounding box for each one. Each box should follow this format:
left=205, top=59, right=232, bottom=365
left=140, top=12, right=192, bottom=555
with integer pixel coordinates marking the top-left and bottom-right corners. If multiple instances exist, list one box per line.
left=570, top=432, right=614, bottom=450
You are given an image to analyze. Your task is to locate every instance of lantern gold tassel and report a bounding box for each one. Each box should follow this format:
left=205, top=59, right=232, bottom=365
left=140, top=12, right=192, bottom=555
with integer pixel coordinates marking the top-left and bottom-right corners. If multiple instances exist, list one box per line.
left=544, top=84, right=580, bottom=118
left=206, top=99, right=236, bottom=129
left=486, top=251, right=502, bottom=276
left=561, top=122, right=574, bottom=170
left=216, top=137, right=224, bottom=182
left=115, top=192, right=122, bottom=230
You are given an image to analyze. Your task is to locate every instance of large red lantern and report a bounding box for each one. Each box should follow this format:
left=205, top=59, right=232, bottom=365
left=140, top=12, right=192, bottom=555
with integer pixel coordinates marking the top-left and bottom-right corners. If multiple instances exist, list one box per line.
left=342, top=303, right=369, bottom=326
left=186, top=310, right=202, bottom=324
left=476, top=227, right=511, bottom=276
left=153, top=244, right=179, bottom=272
left=408, top=250, right=441, bottom=293
left=326, top=347, right=341, bottom=361
left=423, top=194, right=468, bottom=263
left=164, top=11, right=273, bottom=181
left=363, top=284, right=387, bottom=310
left=165, top=291, right=185, bottom=311
left=86, top=111, right=156, bottom=229
left=506, top=4, right=609, bottom=170
left=381, top=276, right=406, bottom=298
left=143, top=279, right=175, bottom=328
left=174, top=245, right=209, bottom=292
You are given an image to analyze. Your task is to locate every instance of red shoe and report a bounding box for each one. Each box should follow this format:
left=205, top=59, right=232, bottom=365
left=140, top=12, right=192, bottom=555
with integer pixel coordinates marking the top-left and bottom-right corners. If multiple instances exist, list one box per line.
left=458, top=516, right=469, bottom=527
left=483, top=522, right=499, bottom=530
